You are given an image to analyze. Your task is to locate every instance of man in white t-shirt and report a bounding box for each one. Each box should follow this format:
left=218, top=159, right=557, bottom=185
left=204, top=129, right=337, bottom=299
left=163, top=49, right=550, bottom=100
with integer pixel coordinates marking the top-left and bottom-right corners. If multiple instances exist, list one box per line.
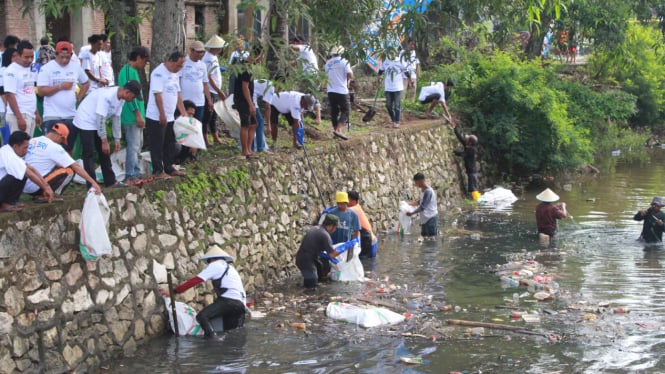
left=418, top=79, right=454, bottom=120
left=160, top=246, right=246, bottom=337
left=325, top=45, right=353, bottom=135
left=37, top=41, right=90, bottom=143
left=81, top=34, right=107, bottom=91
left=377, top=48, right=410, bottom=128
left=202, top=35, right=227, bottom=146
left=146, top=52, right=187, bottom=178
left=24, top=123, right=101, bottom=201
left=251, top=79, right=275, bottom=153
left=4, top=40, right=41, bottom=137
left=99, top=34, right=114, bottom=86
left=269, top=91, right=317, bottom=148
left=399, top=39, right=420, bottom=102
left=72, top=81, right=142, bottom=187
left=0, top=131, right=53, bottom=211
left=180, top=41, right=213, bottom=127
left=290, top=37, right=318, bottom=73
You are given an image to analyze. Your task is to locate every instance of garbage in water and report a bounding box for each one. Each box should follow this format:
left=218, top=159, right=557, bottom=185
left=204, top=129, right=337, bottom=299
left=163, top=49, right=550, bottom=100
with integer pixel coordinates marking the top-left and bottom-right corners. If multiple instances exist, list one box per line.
left=478, top=186, right=519, bottom=211
left=400, top=356, right=423, bottom=364
left=397, top=201, right=417, bottom=235
left=326, top=302, right=405, bottom=328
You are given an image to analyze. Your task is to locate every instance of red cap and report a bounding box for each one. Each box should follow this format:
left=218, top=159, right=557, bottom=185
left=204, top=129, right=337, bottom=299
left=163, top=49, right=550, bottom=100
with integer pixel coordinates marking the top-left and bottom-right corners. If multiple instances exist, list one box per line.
left=55, top=41, right=72, bottom=53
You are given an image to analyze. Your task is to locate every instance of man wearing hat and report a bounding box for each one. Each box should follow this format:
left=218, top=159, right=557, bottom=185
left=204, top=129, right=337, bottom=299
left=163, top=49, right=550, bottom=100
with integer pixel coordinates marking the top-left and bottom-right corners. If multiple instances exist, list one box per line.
left=325, top=46, right=353, bottom=136
left=634, top=197, right=665, bottom=243
left=37, top=40, right=91, bottom=138
left=325, top=191, right=361, bottom=245
left=202, top=35, right=227, bottom=146
left=451, top=122, right=479, bottom=198
left=296, top=214, right=341, bottom=288
left=181, top=41, right=214, bottom=126
left=535, top=188, right=567, bottom=248
left=160, top=246, right=247, bottom=337
left=348, top=190, right=378, bottom=258
left=24, top=123, right=101, bottom=201
left=72, top=81, right=143, bottom=188
left=268, top=91, right=318, bottom=149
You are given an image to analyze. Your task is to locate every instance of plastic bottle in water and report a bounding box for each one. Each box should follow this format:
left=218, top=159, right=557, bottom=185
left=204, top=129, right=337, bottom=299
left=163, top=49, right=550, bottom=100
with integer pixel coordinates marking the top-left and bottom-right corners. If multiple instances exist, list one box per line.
left=512, top=293, right=519, bottom=304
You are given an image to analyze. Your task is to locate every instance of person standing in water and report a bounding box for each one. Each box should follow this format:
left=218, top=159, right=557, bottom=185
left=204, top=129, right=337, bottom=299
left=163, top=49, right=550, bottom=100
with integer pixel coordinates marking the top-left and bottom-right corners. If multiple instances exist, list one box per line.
left=535, top=188, right=567, bottom=248
left=634, top=197, right=665, bottom=243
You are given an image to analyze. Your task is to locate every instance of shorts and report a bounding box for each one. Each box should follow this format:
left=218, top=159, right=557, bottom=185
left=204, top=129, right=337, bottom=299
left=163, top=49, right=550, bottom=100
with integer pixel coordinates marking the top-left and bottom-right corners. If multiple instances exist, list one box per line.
left=239, top=112, right=257, bottom=127
left=421, top=216, right=438, bottom=237
left=420, top=94, right=441, bottom=104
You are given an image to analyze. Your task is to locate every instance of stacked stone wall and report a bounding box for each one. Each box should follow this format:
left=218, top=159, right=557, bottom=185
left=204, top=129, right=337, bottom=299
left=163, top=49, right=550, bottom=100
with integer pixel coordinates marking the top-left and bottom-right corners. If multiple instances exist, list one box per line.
left=0, top=123, right=464, bottom=373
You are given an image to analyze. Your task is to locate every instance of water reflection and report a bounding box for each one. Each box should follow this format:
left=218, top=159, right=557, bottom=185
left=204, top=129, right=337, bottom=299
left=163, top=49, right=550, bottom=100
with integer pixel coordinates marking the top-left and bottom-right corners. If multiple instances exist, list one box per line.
left=110, top=149, right=665, bottom=373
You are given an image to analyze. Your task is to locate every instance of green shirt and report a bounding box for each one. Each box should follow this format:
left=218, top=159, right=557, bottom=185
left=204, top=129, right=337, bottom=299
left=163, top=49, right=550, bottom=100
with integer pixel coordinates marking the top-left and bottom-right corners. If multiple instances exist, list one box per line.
left=118, top=64, right=145, bottom=126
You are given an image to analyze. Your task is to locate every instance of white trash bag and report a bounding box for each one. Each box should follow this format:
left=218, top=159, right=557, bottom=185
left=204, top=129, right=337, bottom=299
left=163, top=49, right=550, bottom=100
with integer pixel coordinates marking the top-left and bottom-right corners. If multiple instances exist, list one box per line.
left=163, top=297, right=205, bottom=336
left=79, top=189, right=112, bottom=259
left=328, top=240, right=365, bottom=282
left=398, top=201, right=417, bottom=234
left=213, top=95, right=241, bottom=141
left=326, top=302, right=405, bottom=328
left=174, top=116, right=207, bottom=150
left=478, top=187, right=518, bottom=211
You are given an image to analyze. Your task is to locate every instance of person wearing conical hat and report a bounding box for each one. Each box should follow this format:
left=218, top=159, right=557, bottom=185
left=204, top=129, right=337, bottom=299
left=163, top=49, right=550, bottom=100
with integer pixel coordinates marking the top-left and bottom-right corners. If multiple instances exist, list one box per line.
left=159, top=245, right=246, bottom=337
left=202, top=35, right=227, bottom=146
left=634, top=197, right=665, bottom=243
left=296, top=213, right=340, bottom=289
left=535, top=188, right=567, bottom=248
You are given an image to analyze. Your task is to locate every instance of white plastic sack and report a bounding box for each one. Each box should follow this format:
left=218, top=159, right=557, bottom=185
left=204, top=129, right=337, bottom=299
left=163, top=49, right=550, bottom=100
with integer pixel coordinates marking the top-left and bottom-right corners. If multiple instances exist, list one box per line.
left=478, top=187, right=518, bottom=211
left=79, top=189, right=112, bottom=259
left=326, top=302, right=405, bottom=328
left=398, top=201, right=417, bottom=235
left=163, top=297, right=205, bottom=336
left=329, top=242, right=365, bottom=282
left=214, top=95, right=241, bottom=141
left=174, top=116, right=207, bottom=150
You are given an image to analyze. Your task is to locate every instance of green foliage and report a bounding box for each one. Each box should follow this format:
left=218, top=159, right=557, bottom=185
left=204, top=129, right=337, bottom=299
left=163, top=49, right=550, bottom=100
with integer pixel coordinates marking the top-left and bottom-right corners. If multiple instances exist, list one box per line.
left=589, top=24, right=665, bottom=127
left=175, top=168, right=251, bottom=206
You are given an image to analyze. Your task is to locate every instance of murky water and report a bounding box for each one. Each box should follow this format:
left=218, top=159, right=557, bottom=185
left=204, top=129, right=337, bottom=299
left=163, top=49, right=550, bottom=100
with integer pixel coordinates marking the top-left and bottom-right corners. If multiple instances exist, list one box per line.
left=109, top=149, right=665, bottom=374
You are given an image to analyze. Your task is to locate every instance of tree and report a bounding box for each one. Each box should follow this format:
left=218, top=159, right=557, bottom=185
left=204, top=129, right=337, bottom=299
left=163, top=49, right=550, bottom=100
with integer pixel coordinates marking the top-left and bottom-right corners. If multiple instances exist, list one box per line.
left=149, top=0, right=186, bottom=69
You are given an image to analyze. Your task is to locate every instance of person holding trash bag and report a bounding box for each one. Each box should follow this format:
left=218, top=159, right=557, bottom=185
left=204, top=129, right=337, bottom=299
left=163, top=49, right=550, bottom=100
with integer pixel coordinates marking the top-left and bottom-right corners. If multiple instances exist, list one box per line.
left=295, top=213, right=340, bottom=289
left=347, top=190, right=378, bottom=258
left=407, top=172, right=439, bottom=240
left=535, top=188, right=568, bottom=248
left=634, top=197, right=665, bottom=244
left=160, top=246, right=247, bottom=338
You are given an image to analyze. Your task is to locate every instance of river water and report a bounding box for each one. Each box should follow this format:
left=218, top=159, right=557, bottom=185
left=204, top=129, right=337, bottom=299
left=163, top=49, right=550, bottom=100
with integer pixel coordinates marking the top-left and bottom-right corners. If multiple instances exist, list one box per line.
left=109, top=149, right=665, bottom=374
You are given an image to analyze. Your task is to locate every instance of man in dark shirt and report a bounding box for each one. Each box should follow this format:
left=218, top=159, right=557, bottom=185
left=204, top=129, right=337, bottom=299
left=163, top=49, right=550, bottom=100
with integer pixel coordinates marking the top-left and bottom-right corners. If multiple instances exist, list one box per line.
left=233, top=53, right=259, bottom=160
left=451, top=122, right=478, bottom=195
left=634, top=197, right=665, bottom=243
left=535, top=188, right=567, bottom=248
left=295, top=214, right=340, bottom=289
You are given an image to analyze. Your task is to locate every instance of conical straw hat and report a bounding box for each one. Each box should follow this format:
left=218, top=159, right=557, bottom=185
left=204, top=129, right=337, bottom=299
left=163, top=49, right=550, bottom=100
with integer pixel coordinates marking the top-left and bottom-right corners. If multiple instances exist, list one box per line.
left=536, top=188, right=560, bottom=203
left=205, top=35, right=227, bottom=49
left=199, top=245, right=233, bottom=262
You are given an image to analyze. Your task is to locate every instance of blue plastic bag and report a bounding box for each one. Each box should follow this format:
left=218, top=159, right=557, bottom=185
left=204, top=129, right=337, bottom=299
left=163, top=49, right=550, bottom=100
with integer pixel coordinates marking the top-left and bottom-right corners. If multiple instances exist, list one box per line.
left=296, top=120, right=305, bottom=146
left=0, top=123, right=10, bottom=146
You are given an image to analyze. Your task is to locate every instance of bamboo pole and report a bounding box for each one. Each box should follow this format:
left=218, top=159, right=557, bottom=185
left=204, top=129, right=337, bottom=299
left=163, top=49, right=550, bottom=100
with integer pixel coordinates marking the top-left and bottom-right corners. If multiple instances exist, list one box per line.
left=167, top=272, right=180, bottom=337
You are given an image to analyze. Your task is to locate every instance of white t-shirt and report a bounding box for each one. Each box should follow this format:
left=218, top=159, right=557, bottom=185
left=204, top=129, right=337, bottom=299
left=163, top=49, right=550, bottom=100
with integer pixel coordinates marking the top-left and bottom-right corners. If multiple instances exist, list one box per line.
left=252, top=79, right=275, bottom=107
left=78, top=45, right=91, bottom=58
left=100, top=51, right=114, bottom=86
left=380, top=57, right=405, bottom=92
left=197, top=260, right=246, bottom=303
left=325, top=56, right=352, bottom=94
left=146, top=63, right=181, bottom=122
left=37, top=60, right=89, bottom=120
left=23, top=136, right=75, bottom=193
left=73, top=87, right=124, bottom=131
left=399, top=49, right=419, bottom=79
left=418, top=82, right=445, bottom=102
left=81, top=50, right=104, bottom=90
left=179, top=57, right=208, bottom=106
left=228, top=50, right=249, bottom=65
left=270, top=91, right=305, bottom=120
left=3, top=63, right=37, bottom=115
left=0, top=66, right=5, bottom=113
left=202, top=51, right=222, bottom=93
left=0, top=144, right=27, bottom=180
left=295, top=44, right=318, bottom=72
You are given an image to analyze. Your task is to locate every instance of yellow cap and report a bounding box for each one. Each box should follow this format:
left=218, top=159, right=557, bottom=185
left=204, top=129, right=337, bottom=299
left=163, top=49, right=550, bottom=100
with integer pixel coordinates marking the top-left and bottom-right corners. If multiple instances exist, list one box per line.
left=336, top=191, right=349, bottom=203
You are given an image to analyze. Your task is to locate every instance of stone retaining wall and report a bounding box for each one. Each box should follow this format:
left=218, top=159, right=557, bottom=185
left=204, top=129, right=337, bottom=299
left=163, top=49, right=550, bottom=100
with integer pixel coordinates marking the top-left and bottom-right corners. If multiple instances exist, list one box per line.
left=0, top=122, right=464, bottom=373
